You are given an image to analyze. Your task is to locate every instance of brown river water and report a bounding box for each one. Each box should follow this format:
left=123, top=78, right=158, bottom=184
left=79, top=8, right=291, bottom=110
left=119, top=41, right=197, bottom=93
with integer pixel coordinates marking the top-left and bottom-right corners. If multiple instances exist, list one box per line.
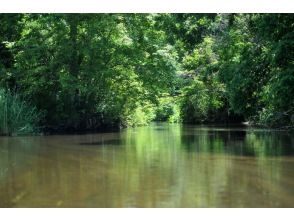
left=0, top=123, right=293, bottom=207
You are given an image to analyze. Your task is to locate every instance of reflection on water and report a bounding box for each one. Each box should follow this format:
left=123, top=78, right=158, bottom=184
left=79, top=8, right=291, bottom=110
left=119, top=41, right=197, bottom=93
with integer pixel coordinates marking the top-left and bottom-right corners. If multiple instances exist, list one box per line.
left=0, top=123, right=293, bottom=207
left=79, top=139, right=124, bottom=146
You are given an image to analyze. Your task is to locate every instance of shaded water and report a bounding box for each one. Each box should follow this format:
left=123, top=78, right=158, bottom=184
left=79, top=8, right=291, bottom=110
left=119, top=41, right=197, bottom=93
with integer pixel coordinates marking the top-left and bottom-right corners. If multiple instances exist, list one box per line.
left=0, top=123, right=293, bottom=207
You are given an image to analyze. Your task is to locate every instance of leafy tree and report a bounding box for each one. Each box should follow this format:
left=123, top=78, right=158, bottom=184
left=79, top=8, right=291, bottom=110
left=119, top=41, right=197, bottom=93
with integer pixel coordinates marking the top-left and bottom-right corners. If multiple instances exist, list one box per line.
left=0, top=13, right=293, bottom=134
left=8, top=14, right=178, bottom=130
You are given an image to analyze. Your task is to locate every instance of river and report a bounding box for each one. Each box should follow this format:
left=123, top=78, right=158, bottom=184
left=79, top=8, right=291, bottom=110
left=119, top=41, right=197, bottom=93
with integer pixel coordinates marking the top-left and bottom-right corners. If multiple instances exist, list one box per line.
left=0, top=123, right=293, bottom=207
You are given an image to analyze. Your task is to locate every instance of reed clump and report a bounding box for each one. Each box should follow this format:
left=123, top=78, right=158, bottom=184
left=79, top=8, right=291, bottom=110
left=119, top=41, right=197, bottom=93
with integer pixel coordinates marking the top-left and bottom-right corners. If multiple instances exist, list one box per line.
left=0, top=89, right=42, bottom=135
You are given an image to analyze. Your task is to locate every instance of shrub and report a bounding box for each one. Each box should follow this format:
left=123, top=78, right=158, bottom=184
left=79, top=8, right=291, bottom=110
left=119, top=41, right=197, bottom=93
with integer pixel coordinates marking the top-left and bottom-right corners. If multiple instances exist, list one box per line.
left=0, top=89, right=42, bottom=135
left=155, top=97, right=181, bottom=123
left=122, top=102, right=156, bottom=127
left=180, top=77, right=225, bottom=123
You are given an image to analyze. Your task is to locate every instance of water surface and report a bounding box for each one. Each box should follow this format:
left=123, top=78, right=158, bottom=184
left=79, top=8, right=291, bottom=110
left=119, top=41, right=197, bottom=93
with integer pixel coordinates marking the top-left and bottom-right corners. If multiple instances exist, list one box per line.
left=0, top=123, right=293, bottom=207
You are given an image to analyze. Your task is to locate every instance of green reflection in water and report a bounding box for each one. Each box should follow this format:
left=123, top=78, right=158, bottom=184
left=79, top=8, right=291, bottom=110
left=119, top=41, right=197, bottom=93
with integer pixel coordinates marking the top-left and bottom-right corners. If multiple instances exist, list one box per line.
left=0, top=123, right=293, bottom=207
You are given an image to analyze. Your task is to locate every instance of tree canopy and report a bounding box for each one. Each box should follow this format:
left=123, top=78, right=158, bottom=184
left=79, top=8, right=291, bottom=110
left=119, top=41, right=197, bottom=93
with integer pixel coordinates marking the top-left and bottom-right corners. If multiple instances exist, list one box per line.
left=0, top=13, right=293, bottom=134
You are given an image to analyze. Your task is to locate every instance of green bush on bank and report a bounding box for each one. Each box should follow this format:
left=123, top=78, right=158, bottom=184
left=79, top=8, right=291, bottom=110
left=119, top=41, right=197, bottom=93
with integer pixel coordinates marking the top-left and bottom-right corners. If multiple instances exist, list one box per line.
left=121, top=102, right=156, bottom=127
left=179, top=77, right=225, bottom=123
left=122, top=97, right=181, bottom=127
left=0, top=89, right=42, bottom=135
left=155, top=97, right=181, bottom=123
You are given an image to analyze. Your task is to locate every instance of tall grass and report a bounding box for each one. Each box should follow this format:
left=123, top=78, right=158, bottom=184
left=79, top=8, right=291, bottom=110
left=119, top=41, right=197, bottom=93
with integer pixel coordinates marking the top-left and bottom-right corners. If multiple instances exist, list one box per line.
left=0, top=89, right=42, bottom=135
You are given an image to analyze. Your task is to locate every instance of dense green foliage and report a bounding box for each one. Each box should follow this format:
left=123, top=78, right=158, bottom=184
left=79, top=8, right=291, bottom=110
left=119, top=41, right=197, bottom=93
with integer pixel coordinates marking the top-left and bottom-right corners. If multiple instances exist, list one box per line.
left=216, top=14, right=294, bottom=127
left=0, top=13, right=293, bottom=134
left=154, top=96, right=181, bottom=123
left=1, top=14, right=178, bottom=132
left=161, top=14, right=294, bottom=127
